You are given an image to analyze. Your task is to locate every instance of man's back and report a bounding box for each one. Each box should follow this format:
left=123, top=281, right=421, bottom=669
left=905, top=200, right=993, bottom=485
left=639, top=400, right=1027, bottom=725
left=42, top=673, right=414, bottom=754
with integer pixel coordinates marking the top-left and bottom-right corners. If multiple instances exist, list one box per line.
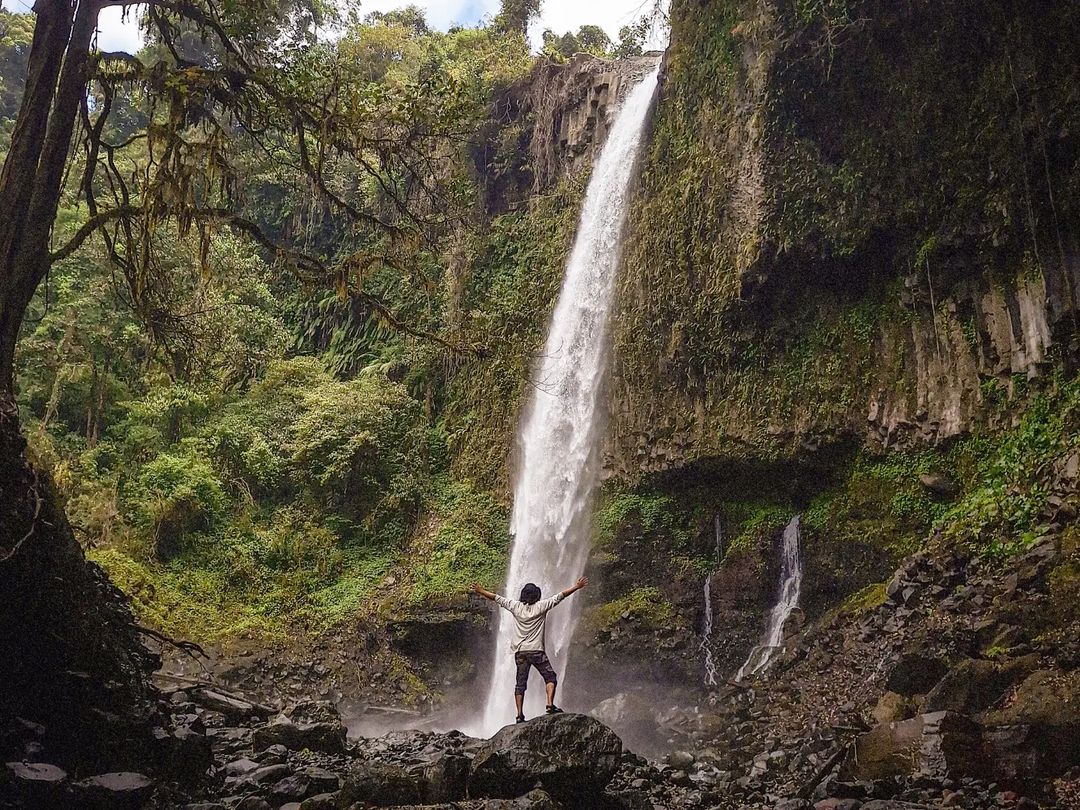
left=494, top=593, right=564, bottom=652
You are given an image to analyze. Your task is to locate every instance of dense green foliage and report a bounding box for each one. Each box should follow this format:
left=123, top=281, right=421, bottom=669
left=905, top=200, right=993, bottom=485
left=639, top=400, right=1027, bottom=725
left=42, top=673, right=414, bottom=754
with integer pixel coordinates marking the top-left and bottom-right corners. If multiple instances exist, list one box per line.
left=8, top=7, right=548, bottom=641
left=5, top=0, right=1077, bottom=669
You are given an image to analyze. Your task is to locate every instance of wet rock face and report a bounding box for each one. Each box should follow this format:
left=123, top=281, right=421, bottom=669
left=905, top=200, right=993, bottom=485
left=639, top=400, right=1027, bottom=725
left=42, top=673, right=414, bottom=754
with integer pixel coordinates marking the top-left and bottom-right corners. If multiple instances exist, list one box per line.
left=525, top=53, right=661, bottom=194
left=468, top=713, right=623, bottom=803
left=475, top=52, right=661, bottom=213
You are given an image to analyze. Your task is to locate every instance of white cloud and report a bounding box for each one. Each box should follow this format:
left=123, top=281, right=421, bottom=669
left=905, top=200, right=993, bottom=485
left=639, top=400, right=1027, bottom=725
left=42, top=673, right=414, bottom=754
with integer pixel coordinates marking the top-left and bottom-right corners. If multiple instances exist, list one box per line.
left=4, top=0, right=664, bottom=57
left=94, top=5, right=145, bottom=53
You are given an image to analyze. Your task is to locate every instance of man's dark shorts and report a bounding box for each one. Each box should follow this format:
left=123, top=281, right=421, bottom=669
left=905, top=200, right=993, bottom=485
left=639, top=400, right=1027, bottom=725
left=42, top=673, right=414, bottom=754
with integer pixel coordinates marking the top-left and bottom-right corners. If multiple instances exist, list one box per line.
left=514, top=650, right=557, bottom=695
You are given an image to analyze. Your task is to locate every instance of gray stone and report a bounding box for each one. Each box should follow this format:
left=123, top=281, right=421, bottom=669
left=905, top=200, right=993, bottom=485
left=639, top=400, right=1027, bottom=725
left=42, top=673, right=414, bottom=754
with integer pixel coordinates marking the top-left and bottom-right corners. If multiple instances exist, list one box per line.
left=468, top=713, right=622, bottom=804
left=886, top=653, right=948, bottom=696
left=298, top=793, right=338, bottom=810
left=666, top=750, right=695, bottom=769
left=223, top=756, right=261, bottom=777
left=3, top=761, right=68, bottom=806
left=71, top=772, right=154, bottom=809
left=241, top=763, right=292, bottom=785
left=919, top=472, right=959, bottom=498
left=338, top=761, right=422, bottom=807
left=252, top=714, right=346, bottom=754
left=924, top=656, right=1038, bottom=714
left=269, top=773, right=311, bottom=803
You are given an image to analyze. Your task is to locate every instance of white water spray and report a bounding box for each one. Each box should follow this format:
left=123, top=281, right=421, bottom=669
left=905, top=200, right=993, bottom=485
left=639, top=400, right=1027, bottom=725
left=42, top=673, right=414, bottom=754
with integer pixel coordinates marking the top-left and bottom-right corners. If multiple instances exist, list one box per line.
left=469, top=67, right=660, bottom=736
left=736, top=515, right=803, bottom=681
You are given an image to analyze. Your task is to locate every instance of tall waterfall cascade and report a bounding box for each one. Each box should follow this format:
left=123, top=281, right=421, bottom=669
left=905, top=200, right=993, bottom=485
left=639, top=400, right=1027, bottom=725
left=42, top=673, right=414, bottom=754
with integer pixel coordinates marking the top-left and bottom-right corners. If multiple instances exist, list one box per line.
left=735, top=515, right=803, bottom=681
left=469, top=66, right=660, bottom=737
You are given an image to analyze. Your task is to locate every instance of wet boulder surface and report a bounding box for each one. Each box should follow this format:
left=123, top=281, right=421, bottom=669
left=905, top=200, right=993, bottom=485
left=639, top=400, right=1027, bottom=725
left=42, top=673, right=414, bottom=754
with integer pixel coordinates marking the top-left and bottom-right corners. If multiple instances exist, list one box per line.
left=467, top=713, right=622, bottom=803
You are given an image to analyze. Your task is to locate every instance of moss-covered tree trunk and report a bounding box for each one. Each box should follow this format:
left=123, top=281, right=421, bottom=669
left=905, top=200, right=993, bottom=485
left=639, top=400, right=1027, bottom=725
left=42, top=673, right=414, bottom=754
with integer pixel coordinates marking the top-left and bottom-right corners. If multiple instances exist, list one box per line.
left=0, top=0, right=158, bottom=772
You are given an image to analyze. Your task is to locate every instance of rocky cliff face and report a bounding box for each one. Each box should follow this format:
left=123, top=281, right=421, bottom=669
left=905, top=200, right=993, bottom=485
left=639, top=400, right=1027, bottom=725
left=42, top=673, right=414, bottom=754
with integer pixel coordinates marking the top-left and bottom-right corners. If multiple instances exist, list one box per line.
left=606, top=0, right=1080, bottom=475
left=475, top=52, right=661, bottom=214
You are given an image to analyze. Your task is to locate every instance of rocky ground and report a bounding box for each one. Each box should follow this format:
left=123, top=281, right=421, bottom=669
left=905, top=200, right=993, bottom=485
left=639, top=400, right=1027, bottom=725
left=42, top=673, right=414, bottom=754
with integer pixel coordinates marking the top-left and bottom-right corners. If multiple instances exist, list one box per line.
left=5, top=521, right=1078, bottom=809
left=4, top=459, right=1078, bottom=810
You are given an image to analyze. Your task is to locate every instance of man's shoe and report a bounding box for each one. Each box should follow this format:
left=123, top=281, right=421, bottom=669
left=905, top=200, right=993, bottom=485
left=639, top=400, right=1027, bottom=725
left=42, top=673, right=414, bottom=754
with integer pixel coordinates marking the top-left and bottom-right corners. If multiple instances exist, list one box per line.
left=545, top=705, right=563, bottom=714
left=515, top=715, right=526, bottom=723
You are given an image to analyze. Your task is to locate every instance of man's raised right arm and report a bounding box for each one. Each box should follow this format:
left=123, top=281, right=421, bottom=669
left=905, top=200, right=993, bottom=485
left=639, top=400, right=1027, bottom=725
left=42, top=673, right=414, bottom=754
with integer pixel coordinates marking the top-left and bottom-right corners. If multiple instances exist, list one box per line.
left=469, top=583, right=498, bottom=601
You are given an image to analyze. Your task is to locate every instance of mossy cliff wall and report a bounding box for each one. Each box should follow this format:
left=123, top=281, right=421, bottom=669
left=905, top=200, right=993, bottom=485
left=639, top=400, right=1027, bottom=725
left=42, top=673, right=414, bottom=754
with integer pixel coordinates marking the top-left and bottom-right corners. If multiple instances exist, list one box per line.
left=608, top=0, right=1080, bottom=476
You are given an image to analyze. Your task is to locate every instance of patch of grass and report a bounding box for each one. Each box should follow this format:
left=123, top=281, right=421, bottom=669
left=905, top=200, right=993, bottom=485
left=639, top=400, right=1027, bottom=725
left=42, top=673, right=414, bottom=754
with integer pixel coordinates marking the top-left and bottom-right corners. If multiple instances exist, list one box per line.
left=409, top=479, right=510, bottom=604
left=587, top=586, right=674, bottom=633
left=593, top=490, right=690, bottom=548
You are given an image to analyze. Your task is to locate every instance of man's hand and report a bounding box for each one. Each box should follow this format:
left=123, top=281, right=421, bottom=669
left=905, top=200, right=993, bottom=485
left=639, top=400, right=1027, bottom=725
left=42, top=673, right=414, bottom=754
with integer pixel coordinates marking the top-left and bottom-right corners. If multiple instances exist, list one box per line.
left=561, top=575, right=589, bottom=599
left=469, top=583, right=496, bottom=601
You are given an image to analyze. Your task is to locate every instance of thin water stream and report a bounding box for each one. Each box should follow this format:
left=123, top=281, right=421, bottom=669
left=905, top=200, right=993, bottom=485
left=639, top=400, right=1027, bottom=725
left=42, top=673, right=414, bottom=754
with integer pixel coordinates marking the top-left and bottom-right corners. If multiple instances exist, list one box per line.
left=735, top=515, right=803, bottom=681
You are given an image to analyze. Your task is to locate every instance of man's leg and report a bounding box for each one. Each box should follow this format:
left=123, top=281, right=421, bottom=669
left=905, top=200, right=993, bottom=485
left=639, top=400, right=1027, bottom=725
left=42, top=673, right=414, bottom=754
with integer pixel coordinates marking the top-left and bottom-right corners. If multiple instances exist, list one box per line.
left=514, top=653, right=530, bottom=720
left=533, top=652, right=560, bottom=710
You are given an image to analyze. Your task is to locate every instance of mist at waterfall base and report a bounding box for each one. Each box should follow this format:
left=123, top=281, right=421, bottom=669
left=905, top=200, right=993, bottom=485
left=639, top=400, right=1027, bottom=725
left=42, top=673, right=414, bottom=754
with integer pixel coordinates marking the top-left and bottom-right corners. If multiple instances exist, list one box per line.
left=455, top=67, right=661, bottom=737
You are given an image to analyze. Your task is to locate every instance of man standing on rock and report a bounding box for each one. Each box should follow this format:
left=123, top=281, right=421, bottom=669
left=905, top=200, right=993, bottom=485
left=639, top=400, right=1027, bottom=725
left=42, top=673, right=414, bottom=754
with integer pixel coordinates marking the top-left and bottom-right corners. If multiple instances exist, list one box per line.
left=469, top=576, right=589, bottom=724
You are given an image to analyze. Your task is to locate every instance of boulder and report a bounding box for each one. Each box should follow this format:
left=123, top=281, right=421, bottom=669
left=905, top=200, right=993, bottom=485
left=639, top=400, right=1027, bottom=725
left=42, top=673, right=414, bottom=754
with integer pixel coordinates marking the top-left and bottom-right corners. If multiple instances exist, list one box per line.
left=846, top=717, right=924, bottom=780
left=420, top=751, right=470, bottom=802
left=924, top=656, right=1038, bottom=713
left=252, top=713, right=346, bottom=755
left=153, top=723, right=213, bottom=782
left=982, top=668, right=1080, bottom=727
left=270, top=773, right=313, bottom=803
left=338, top=761, right=423, bottom=807
left=299, top=794, right=338, bottom=810
left=3, top=761, right=68, bottom=808
left=468, top=713, right=622, bottom=803
left=982, top=669, right=1080, bottom=778
left=302, top=766, right=341, bottom=794
left=885, top=653, right=948, bottom=696
left=919, top=473, right=959, bottom=499
left=239, top=763, right=292, bottom=786
left=872, top=692, right=916, bottom=725
left=70, top=772, right=154, bottom=810
left=918, top=711, right=986, bottom=780
left=222, top=756, right=261, bottom=777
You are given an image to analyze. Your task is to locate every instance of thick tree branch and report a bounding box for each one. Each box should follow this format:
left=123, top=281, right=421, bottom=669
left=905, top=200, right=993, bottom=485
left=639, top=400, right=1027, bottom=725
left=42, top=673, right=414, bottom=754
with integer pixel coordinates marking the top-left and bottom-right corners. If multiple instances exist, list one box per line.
left=49, top=206, right=140, bottom=264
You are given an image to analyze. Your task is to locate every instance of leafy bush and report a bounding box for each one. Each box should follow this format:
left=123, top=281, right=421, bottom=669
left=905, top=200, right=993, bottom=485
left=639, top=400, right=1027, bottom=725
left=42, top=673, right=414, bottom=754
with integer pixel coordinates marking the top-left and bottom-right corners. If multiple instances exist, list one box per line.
left=125, top=452, right=227, bottom=557
left=410, top=480, right=510, bottom=603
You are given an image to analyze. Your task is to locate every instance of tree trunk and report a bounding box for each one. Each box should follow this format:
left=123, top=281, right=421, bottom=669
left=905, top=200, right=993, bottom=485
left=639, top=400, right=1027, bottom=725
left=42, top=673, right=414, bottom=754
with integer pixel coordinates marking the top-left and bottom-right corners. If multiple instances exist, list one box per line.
left=0, top=0, right=161, bottom=775
left=0, top=0, right=95, bottom=393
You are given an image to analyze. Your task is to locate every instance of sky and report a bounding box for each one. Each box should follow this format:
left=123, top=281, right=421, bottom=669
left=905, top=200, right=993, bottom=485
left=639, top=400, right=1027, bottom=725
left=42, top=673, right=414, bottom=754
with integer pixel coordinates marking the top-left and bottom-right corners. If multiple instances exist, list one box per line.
left=0, top=0, right=664, bottom=54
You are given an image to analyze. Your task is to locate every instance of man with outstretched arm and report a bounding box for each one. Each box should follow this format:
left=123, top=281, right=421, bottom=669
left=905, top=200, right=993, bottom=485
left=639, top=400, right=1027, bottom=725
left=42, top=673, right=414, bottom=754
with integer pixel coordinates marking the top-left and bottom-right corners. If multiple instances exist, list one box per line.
left=469, top=576, right=589, bottom=724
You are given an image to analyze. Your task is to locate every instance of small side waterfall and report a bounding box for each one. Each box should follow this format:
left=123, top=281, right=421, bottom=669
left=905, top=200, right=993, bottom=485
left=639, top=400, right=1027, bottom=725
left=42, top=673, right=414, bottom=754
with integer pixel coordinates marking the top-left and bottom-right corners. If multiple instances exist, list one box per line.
left=469, top=67, right=661, bottom=737
left=735, top=515, right=803, bottom=681
left=701, top=575, right=718, bottom=687
left=700, top=513, right=722, bottom=686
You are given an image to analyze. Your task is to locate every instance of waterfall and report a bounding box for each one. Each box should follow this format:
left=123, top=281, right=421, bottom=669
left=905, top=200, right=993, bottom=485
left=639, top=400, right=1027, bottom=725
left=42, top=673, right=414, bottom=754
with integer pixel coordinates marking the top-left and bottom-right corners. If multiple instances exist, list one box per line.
left=470, top=67, right=660, bottom=736
left=735, top=515, right=803, bottom=681
left=701, top=575, right=718, bottom=687
left=701, top=513, right=722, bottom=687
